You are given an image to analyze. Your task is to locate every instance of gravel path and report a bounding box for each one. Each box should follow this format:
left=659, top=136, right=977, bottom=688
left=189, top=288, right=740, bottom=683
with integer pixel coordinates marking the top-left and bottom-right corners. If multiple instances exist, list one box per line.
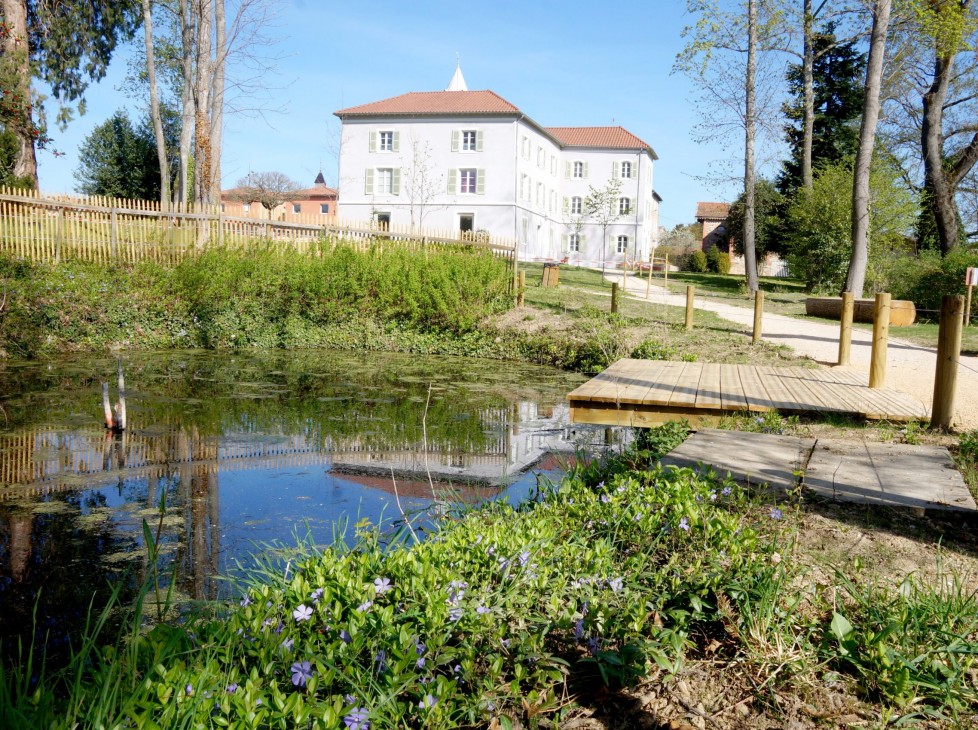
left=611, top=273, right=978, bottom=431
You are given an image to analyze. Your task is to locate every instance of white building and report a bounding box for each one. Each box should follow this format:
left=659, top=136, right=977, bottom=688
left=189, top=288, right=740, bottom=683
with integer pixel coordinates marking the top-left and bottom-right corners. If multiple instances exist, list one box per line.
left=334, top=68, right=661, bottom=266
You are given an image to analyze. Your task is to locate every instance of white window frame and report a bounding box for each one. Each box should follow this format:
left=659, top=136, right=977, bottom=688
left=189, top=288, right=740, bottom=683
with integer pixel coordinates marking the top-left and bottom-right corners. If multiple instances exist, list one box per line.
left=573, top=161, right=585, bottom=178
left=616, top=235, right=629, bottom=254
left=569, top=233, right=581, bottom=253
left=292, top=203, right=301, bottom=214
left=378, top=131, right=394, bottom=152
left=619, top=197, right=631, bottom=215
left=459, top=168, right=478, bottom=194
left=377, top=168, right=394, bottom=194
left=570, top=196, right=582, bottom=215
left=242, top=203, right=251, bottom=213
left=462, top=130, right=478, bottom=152
left=320, top=203, right=329, bottom=214
left=620, top=161, right=632, bottom=179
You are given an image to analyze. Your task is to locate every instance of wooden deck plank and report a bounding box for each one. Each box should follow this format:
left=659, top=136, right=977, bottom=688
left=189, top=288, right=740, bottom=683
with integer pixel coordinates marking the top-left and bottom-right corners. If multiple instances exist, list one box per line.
left=737, top=365, right=776, bottom=412
left=667, top=362, right=702, bottom=408
left=718, top=364, right=750, bottom=411
left=756, top=366, right=803, bottom=411
left=778, top=368, right=848, bottom=413
left=644, top=361, right=692, bottom=407
left=695, top=363, right=724, bottom=410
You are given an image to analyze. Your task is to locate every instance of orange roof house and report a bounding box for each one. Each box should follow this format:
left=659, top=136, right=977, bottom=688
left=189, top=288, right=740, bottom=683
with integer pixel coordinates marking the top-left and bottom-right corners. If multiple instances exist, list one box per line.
left=221, top=172, right=339, bottom=221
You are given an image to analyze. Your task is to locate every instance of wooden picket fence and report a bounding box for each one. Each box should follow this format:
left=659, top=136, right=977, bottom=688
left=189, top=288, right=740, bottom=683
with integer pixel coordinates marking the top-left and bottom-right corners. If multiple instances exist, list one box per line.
left=0, top=187, right=518, bottom=265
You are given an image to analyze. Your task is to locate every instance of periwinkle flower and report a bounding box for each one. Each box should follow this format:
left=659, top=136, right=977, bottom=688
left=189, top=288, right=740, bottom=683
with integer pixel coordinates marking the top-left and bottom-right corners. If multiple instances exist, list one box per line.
left=770, top=507, right=784, bottom=520
left=518, top=551, right=530, bottom=567
left=600, top=494, right=611, bottom=504
left=448, top=607, right=464, bottom=622
left=574, top=618, right=584, bottom=641
left=185, top=684, right=193, bottom=696
left=678, top=517, right=690, bottom=532
left=344, top=694, right=356, bottom=704
left=239, top=595, right=251, bottom=607
left=608, top=577, right=623, bottom=593
left=344, top=707, right=370, bottom=730
left=416, top=657, right=426, bottom=669
left=291, top=661, right=313, bottom=687
left=226, top=683, right=238, bottom=694
left=374, top=650, right=387, bottom=673
left=419, top=694, right=437, bottom=709
left=293, top=604, right=313, bottom=622
left=476, top=605, right=490, bottom=615
left=340, top=629, right=352, bottom=644
left=373, top=577, right=391, bottom=595
left=311, top=588, right=324, bottom=603
left=356, top=600, right=373, bottom=612
left=722, top=486, right=732, bottom=497
left=587, top=637, right=601, bottom=656
left=280, top=637, right=294, bottom=651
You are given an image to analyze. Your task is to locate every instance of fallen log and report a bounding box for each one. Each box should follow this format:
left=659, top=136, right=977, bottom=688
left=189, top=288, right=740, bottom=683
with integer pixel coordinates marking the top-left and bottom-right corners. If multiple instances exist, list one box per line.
left=806, top=296, right=915, bottom=326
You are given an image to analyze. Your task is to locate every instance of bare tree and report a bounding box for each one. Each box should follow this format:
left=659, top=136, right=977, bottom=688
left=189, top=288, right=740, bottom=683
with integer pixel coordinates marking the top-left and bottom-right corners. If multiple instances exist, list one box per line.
left=231, top=170, right=301, bottom=218
left=141, top=0, right=171, bottom=206
left=845, top=0, right=892, bottom=297
left=584, top=177, right=625, bottom=274
left=402, top=138, right=444, bottom=230
left=744, top=0, right=760, bottom=292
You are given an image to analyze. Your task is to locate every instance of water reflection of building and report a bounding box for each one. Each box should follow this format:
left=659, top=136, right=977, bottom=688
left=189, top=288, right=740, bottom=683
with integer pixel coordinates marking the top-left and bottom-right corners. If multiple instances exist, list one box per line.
left=0, top=401, right=576, bottom=598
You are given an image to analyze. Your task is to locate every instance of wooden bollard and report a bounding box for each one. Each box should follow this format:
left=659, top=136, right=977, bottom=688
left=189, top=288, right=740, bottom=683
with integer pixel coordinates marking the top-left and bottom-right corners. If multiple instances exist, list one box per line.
left=685, top=285, right=695, bottom=330
left=869, top=292, right=891, bottom=389
left=611, top=282, right=619, bottom=314
left=931, top=295, right=964, bottom=430
left=752, top=290, right=764, bottom=344
left=965, top=283, right=973, bottom=327
left=838, top=292, right=854, bottom=366
left=518, top=270, right=525, bottom=307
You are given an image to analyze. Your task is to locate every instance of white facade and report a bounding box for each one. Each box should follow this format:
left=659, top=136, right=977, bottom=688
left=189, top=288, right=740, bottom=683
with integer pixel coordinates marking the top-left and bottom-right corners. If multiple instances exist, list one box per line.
left=335, top=82, right=660, bottom=266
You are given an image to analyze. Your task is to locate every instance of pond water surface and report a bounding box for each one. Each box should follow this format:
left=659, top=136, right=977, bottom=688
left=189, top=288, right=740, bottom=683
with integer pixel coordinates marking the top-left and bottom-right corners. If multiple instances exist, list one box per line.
left=0, top=349, right=602, bottom=659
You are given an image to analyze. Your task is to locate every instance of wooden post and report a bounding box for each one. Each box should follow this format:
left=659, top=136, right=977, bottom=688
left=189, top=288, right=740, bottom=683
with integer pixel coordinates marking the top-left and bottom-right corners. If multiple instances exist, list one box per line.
left=518, top=270, right=525, bottom=307
left=110, top=208, right=118, bottom=259
left=611, top=282, right=619, bottom=314
left=512, top=249, right=519, bottom=307
left=931, top=295, right=964, bottom=430
left=685, top=285, right=695, bottom=330
left=965, top=284, right=973, bottom=327
left=56, top=206, right=64, bottom=262
left=869, top=292, right=891, bottom=389
left=645, top=252, right=654, bottom=299
left=663, top=253, right=669, bottom=289
left=838, top=292, right=854, bottom=366
left=752, top=290, right=764, bottom=344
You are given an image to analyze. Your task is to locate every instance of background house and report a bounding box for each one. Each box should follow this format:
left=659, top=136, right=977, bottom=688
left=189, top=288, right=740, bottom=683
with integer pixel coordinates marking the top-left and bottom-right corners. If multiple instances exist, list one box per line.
left=221, top=173, right=338, bottom=220
left=695, top=200, right=789, bottom=277
left=334, top=68, right=660, bottom=265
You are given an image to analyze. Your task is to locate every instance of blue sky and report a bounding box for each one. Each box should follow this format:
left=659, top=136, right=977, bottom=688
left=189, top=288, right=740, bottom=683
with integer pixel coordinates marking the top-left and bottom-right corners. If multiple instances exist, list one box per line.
left=35, top=0, right=771, bottom=230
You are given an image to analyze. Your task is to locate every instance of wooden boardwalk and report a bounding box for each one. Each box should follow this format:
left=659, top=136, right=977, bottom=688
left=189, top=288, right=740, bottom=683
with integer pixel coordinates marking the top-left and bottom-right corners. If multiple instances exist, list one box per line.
left=568, top=359, right=929, bottom=426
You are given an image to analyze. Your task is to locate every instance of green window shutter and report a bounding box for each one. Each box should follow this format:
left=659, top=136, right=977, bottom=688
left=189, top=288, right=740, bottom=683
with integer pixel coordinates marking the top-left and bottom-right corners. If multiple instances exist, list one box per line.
left=451, top=131, right=460, bottom=152
left=583, top=162, right=589, bottom=178
left=609, top=200, right=616, bottom=215
left=392, top=132, right=400, bottom=152
left=476, top=131, right=484, bottom=152
left=364, top=168, right=374, bottom=195
left=447, top=169, right=457, bottom=195
left=561, top=233, right=568, bottom=252
left=392, top=168, right=401, bottom=196
left=476, top=169, right=485, bottom=195
left=612, top=161, right=619, bottom=178
left=369, top=132, right=376, bottom=153
left=564, top=161, right=571, bottom=179
left=562, top=196, right=569, bottom=214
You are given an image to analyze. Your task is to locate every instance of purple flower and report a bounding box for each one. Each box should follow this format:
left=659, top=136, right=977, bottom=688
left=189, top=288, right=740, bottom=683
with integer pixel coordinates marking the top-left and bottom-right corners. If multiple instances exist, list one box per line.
left=311, top=588, right=324, bottom=603
left=374, top=650, right=387, bottom=673
left=476, top=605, right=490, bottom=614
left=448, top=607, right=464, bottom=622
left=239, top=595, right=251, bottom=607
left=373, top=577, right=391, bottom=595
left=226, top=684, right=238, bottom=694
left=416, top=657, right=426, bottom=669
left=185, top=684, right=193, bottom=696
left=601, top=494, right=611, bottom=503
left=574, top=618, right=584, bottom=641
left=280, top=637, right=294, bottom=651
left=518, top=551, right=531, bottom=567
left=453, top=664, right=462, bottom=674
left=419, top=694, right=437, bottom=709
left=678, top=517, right=690, bottom=531
left=722, top=486, right=732, bottom=496
left=340, top=629, right=352, bottom=644
left=344, top=694, right=356, bottom=704
left=293, top=604, right=313, bottom=622
left=291, top=661, right=313, bottom=687
left=587, top=637, right=601, bottom=656
left=770, top=507, right=783, bottom=520
left=344, top=707, right=370, bottom=730
left=608, top=577, right=623, bottom=592
left=414, top=640, right=426, bottom=655
left=356, top=600, right=373, bottom=612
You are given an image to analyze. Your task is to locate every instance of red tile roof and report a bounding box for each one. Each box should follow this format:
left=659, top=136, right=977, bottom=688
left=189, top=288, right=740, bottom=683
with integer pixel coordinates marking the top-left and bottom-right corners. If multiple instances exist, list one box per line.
left=545, top=126, right=654, bottom=152
left=695, top=202, right=730, bottom=220
left=335, top=90, right=521, bottom=117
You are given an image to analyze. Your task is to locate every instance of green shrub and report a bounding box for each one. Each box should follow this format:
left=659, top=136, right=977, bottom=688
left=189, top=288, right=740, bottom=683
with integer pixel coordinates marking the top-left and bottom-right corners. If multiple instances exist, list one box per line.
left=706, top=248, right=731, bottom=275
left=687, top=249, right=708, bottom=273
left=889, top=247, right=978, bottom=316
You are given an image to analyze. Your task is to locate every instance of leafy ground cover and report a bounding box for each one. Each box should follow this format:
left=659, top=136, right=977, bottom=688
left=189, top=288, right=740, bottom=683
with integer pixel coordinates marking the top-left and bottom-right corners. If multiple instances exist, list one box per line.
left=3, top=423, right=976, bottom=729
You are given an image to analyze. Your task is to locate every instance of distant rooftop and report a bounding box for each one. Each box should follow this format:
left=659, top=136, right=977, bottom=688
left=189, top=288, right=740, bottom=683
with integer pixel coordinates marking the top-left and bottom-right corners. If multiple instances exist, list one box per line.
left=546, top=126, right=656, bottom=156
left=695, top=202, right=730, bottom=220
left=334, top=90, right=520, bottom=117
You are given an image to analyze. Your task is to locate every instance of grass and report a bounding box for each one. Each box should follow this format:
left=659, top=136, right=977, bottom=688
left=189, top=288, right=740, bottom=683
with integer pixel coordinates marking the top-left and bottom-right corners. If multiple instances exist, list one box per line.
left=3, top=422, right=976, bottom=728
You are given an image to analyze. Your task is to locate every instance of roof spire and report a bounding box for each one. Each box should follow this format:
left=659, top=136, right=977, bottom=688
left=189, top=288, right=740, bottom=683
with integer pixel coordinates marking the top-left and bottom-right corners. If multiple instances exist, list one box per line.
left=446, top=56, right=467, bottom=91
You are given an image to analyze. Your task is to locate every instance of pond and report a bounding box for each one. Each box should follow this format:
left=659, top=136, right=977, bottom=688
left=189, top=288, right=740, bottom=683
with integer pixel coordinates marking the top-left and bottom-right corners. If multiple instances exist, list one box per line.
left=0, top=349, right=605, bottom=661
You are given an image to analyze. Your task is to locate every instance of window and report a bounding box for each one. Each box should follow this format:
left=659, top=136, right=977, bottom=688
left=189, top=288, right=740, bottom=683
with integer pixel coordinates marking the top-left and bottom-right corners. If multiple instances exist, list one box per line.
left=375, top=212, right=390, bottom=230
left=619, top=197, right=631, bottom=215
left=320, top=203, right=329, bottom=214
left=537, top=146, right=544, bottom=167
left=570, top=196, right=582, bottom=215
left=550, top=155, right=556, bottom=175
left=292, top=203, right=301, bottom=213
left=242, top=203, right=250, bottom=213
left=462, top=130, right=477, bottom=151
left=520, top=174, right=527, bottom=200
left=460, top=168, right=477, bottom=194
left=521, top=136, right=530, bottom=158
left=379, top=131, right=394, bottom=152
left=377, top=168, right=394, bottom=194
left=573, top=161, right=584, bottom=178
left=459, top=214, right=474, bottom=233
left=536, top=182, right=543, bottom=206
left=620, top=161, right=632, bottom=178
left=220, top=203, right=226, bottom=212
left=569, top=234, right=580, bottom=253
left=617, top=235, right=629, bottom=254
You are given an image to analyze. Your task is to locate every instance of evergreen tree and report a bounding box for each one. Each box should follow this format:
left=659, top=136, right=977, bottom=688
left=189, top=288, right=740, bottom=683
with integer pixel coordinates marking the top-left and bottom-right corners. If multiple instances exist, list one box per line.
left=778, top=25, right=866, bottom=196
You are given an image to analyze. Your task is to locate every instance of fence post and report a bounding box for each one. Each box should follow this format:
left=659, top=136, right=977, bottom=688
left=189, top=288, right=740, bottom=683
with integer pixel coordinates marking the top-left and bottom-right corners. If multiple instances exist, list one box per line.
left=930, top=295, right=964, bottom=430
left=869, top=292, right=891, bottom=389
left=752, top=290, right=764, bottom=344
left=512, top=248, right=519, bottom=308
left=685, top=285, right=695, bottom=330
left=110, top=208, right=118, bottom=259
left=56, top=206, right=64, bottom=262
left=518, top=270, right=525, bottom=307
left=838, top=292, right=854, bottom=366
left=965, top=283, right=973, bottom=327
left=611, top=282, right=619, bottom=314
left=645, top=252, right=653, bottom=299
left=664, top=253, right=669, bottom=289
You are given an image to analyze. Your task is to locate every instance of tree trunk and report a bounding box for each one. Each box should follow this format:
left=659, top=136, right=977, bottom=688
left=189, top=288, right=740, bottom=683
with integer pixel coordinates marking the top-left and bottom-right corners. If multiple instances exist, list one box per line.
left=1, top=0, right=37, bottom=185
left=141, top=0, right=171, bottom=207
left=845, top=0, right=891, bottom=297
left=177, top=0, right=195, bottom=206
left=193, top=0, right=213, bottom=207
left=801, top=0, right=815, bottom=189
left=208, top=0, right=225, bottom=203
left=743, top=0, right=760, bottom=293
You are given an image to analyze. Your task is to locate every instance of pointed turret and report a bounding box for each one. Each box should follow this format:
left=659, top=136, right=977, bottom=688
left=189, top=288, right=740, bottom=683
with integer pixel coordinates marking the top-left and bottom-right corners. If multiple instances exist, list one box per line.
left=445, top=62, right=467, bottom=92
